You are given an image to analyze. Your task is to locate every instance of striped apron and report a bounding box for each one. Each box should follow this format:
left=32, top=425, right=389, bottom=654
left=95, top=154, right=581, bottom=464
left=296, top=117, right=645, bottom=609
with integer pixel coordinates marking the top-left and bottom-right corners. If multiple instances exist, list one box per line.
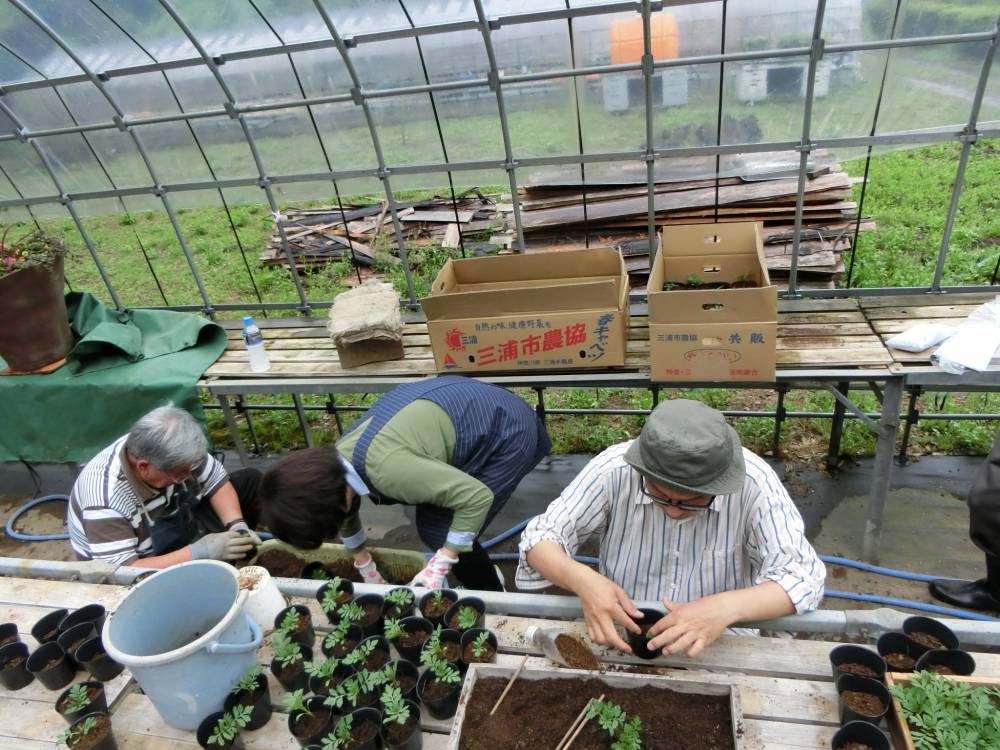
left=347, top=376, right=550, bottom=550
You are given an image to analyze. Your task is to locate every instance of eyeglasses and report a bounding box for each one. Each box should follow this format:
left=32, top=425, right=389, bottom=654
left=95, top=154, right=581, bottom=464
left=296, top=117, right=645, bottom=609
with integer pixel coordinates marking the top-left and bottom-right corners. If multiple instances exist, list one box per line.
left=638, top=476, right=715, bottom=512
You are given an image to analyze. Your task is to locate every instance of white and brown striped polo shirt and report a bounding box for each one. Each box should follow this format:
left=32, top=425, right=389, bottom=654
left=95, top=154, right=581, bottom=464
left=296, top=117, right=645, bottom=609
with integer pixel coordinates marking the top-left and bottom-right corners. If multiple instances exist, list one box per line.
left=67, top=436, right=228, bottom=565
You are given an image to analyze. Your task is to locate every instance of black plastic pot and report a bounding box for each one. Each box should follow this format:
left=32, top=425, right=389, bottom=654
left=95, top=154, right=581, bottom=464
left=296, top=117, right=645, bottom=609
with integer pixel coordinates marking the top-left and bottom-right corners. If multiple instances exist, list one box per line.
left=196, top=710, right=246, bottom=750
left=27, top=641, right=75, bottom=690
left=393, top=616, right=433, bottom=664
left=274, top=604, right=315, bottom=649
left=444, top=596, right=485, bottom=633
left=419, top=589, right=458, bottom=627
left=380, top=699, right=423, bottom=750
left=321, top=624, right=363, bottom=660
left=903, top=616, right=958, bottom=656
left=829, top=644, right=886, bottom=684
left=57, top=681, right=108, bottom=725
left=309, top=662, right=355, bottom=697
left=460, top=628, right=498, bottom=670
left=431, top=628, right=464, bottom=670
left=416, top=667, right=462, bottom=719
left=357, top=635, right=391, bottom=672
left=316, top=580, right=356, bottom=624
left=58, top=622, right=97, bottom=672
left=224, top=672, right=272, bottom=731
left=915, top=648, right=976, bottom=676
left=59, top=605, right=107, bottom=637
left=288, top=696, right=333, bottom=748
left=302, top=561, right=335, bottom=581
left=66, top=711, right=117, bottom=750
left=836, top=674, right=890, bottom=726
left=270, top=646, right=312, bottom=692
left=383, top=587, right=416, bottom=620
left=354, top=593, right=386, bottom=638
left=339, top=707, right=382, bottom=750
left=0, top=641, right=33, bottom=690
left=76, top=636, right=125, bottom=682
left=876, top=632, right=918, bottom=673
left=0, top=622, right=18, bottom=648
left=31, top=608, right=69, bottom=645
left=627, top=608, right=666, bottom=660
left=830, top=720, right=890, bottom=750
left=387, top=659, right=419, bottom=702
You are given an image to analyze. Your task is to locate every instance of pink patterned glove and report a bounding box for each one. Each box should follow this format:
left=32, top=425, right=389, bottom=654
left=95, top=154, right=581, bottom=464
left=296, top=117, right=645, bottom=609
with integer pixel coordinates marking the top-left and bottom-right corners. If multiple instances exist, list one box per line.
left=354, top=555, right=387, bottom=585
left=409, top=552, right=456, bottom=589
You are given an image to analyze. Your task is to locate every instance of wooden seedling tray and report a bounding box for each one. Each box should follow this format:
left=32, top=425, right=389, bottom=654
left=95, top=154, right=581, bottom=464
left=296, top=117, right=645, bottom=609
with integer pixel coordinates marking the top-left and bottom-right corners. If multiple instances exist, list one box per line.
left=252, top=538, right=427, bottom=583
left=885, top=672, right=1000, bottom=750
left=446, top=663, right=745, bottom=750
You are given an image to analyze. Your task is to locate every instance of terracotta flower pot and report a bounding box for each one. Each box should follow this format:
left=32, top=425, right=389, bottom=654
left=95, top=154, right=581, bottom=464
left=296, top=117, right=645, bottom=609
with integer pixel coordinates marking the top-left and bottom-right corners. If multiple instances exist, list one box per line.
left=0, top=255, right=72, bottom=372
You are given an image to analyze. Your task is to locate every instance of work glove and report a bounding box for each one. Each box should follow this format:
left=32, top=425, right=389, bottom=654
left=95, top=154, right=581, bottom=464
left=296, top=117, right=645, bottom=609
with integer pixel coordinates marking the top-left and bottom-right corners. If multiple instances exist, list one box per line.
left=354, top=555, right=387, bottom=585
left=190, top=530, right=256, bottom=561
left=409, top=551, right=457, bottom=589
left=228, top=519, right=263, bottom=546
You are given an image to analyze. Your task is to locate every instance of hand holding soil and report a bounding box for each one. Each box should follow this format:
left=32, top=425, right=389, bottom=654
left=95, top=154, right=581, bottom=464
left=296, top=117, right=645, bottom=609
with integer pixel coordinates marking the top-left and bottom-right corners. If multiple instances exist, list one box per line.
left=571, top=567, right=642, bottom=653
left=646, top=595, right=732, bottom=658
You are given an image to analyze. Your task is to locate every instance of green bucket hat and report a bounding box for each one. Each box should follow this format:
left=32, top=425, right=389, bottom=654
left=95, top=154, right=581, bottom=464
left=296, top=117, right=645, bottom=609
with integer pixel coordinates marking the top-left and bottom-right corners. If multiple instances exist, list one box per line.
left=623, top=399, right=745, bottom=496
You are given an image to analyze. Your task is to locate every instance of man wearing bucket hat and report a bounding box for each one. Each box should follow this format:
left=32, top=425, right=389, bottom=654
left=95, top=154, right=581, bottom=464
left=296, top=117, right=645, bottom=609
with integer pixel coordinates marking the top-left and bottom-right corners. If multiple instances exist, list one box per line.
left=517, top=399, right=825, bottom=657
left=67, top=405, right=263, bottom=569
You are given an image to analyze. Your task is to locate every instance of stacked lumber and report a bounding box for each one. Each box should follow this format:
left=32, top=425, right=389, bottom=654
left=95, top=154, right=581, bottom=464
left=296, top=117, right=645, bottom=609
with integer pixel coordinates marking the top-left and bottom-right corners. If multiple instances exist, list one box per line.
left=261, top=191, right=501, bottom=272
left=511, top=152, right=871, bottom=288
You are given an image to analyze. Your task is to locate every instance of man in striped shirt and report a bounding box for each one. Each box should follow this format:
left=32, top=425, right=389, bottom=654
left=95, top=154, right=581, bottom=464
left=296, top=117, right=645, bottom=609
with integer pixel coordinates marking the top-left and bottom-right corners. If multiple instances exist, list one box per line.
left=67, top=406, right=262, bottom=568
left=517, top=399, right=825, bottom=658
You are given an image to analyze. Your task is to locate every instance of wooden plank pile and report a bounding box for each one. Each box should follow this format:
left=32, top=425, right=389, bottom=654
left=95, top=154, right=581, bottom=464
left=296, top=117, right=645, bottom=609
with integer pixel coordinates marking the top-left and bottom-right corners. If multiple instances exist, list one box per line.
left=261, top=191, right=501, bottom=272
left=510, top=152, right=872, bottom=289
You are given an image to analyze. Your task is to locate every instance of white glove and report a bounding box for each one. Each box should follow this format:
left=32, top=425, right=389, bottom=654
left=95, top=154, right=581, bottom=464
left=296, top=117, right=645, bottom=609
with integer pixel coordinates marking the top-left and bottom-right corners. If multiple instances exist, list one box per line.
left=355, top=554, right=387, bottom=584
left=409, top=551, right=457, bottom=589
left=228, top=520, right=263, bottom=545
left=190, top=531, right=255, bottom=561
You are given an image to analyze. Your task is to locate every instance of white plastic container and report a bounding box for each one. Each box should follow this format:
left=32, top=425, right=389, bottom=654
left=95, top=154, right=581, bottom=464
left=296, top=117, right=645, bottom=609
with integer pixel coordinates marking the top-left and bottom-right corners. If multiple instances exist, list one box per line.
left=237, top=565, right=286, bottom=635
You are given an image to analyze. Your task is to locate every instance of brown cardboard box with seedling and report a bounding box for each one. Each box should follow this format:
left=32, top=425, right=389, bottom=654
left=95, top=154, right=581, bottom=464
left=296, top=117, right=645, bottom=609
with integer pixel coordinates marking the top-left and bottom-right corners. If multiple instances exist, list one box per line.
left=647, top=222, right=777, bottom=382
left=421, top=247, right=629, bottom=372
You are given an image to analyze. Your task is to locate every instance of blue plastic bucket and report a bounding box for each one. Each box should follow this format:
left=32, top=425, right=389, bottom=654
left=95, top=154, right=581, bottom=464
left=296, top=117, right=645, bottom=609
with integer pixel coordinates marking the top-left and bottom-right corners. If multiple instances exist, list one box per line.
left=102, top=560, right=262, bottom=730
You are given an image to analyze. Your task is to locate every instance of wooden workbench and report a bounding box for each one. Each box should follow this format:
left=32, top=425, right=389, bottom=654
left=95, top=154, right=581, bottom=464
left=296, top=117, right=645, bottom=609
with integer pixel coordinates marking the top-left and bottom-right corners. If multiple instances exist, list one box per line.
left=7, top=574, right=1000, bottom=750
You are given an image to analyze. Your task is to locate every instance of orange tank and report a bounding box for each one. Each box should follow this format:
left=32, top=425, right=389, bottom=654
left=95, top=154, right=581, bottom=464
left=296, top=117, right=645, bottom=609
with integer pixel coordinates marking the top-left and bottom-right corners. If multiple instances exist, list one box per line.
left=609, top=13, right=679, bottom=65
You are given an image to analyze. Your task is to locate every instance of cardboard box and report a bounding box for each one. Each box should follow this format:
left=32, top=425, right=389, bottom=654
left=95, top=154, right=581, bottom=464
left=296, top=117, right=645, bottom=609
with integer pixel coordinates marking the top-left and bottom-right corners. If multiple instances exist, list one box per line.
left=421, top=248, right=628, bottom=372
left=647, top=222, right=777, bottom=382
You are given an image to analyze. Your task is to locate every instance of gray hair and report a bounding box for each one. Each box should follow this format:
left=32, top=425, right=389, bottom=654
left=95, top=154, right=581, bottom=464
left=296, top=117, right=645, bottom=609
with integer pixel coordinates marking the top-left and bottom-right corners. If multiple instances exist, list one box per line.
left=125, top=405, right=208, bottom=471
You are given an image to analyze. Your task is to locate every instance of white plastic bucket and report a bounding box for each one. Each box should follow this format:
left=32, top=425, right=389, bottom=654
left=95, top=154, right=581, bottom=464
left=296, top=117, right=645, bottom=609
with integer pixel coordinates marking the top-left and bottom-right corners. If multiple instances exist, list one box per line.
left=102, top=560, right=262, bottom=730
left=237, top=565, right=286, bottom=634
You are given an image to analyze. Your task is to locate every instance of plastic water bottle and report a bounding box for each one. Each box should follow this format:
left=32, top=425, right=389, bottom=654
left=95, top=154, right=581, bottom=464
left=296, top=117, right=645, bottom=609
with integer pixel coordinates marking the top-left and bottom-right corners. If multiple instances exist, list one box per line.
left=242, top=315, right=271, bottom=373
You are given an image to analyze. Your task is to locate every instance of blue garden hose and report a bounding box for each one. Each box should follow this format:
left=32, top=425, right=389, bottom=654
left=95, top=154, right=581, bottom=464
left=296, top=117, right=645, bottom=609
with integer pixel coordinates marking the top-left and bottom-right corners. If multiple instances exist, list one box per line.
left=5, top=495, right=999, bottom=620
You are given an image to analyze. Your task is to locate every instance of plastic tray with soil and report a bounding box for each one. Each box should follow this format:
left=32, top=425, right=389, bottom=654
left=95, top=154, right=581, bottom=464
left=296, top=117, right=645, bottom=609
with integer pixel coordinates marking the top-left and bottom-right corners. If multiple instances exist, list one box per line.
left=449, top=664, right=743, bottom=750
left=251, top=540, right=425, bottom=585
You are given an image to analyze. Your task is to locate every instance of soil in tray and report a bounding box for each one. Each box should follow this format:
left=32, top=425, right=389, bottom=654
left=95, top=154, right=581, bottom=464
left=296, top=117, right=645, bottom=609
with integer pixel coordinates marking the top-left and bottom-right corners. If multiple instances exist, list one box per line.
left=555, top=635, right=598, bottom=670
left=292, top=711, right=329, bottom=739
left=422, top=597, right=454, bottom=620
left=257, top=549, right=305, bottom=578
left=436, top=642, right=461, bottom=663
left=398, top=631, right=429, bottom=650
left=842, top=691, right=885, bottom=716
left=925, top=664, right=956, bottom=675
left=839, top=662, right=879, bottom=678
left=885, top=653, right=916, bottom=670
left=384, top=715, right=419, bottom=745
left=909, top=631, right=944, bottom=649
left=360, top=603, right=382, bottom=627
left=68, top=713, right=111, bottom=750
left=462, top=642, right=496, bottom=664
left=57, top=685, right=103, bottom=714
left=458, top=676, right=735, bottom=750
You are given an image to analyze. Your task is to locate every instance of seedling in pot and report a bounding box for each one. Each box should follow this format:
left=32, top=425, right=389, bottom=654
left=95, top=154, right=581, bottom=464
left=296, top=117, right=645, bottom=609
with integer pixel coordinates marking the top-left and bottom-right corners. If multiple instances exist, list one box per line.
left=322, top=714, right=353, bottom=750
left=285, top=689, right=312, bottom=717
left=305, top=658, right=339, bottom=682
left=470, top=631, right=490, bottom=659
left=337, top=602, right=364, bottom=624
left=320, top=579, right=349, bottom=615
left=421, top=628, right=442, bottom=666
left=384, top=618, right=405, bottom=641
left=426, top=655, right=460, bottom=686
left=231, top=664, right=264, bottom=696
left=455, top=606, right=478, bottom=631
left=207, top=705, right=251, bottom=747
left=343, top=638, right=378, bottom=668
left=384, top=588, right=414, bottom=619
left=273, top=630, right=304, bottom=669
left=381, top=685, right=409, bottom=724
left=278, top=607, right=307, bottom=635
left=57, top=716, right=97, bottom=748
left=61, top=684, right=92, bottom=716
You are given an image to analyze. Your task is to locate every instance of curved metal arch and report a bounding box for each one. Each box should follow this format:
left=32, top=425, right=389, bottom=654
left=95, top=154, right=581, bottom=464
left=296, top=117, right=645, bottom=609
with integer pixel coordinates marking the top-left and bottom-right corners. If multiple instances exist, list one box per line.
left=5, top=0, right=214, bottom=313
left=156, top=0, right=311, bottom=314
left=471, top=0, right=525, bottom=252
left=0, top=95, right=121, bottom=307
left=310, top=0, right=418, bottom=306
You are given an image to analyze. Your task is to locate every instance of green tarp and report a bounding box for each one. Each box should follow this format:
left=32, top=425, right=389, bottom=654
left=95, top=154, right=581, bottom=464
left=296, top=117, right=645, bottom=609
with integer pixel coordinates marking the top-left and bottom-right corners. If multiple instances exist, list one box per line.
left=0, top=293, right=227, bottom=463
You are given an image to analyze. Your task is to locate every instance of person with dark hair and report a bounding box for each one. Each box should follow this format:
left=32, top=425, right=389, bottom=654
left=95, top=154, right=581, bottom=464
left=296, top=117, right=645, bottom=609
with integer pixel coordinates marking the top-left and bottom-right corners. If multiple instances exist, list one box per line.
left=68, top=405, right=262, bottom=569
left=260, top=376, right=550, bottom=591
left=929, top=433, right=1000, bottom=611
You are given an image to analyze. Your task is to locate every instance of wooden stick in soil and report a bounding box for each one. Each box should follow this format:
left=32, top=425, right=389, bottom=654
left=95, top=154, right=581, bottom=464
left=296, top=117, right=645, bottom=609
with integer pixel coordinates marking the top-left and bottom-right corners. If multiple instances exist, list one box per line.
left=489, top=654, right=529, bottom=716
left=554, top=694, right=604, bottom=750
